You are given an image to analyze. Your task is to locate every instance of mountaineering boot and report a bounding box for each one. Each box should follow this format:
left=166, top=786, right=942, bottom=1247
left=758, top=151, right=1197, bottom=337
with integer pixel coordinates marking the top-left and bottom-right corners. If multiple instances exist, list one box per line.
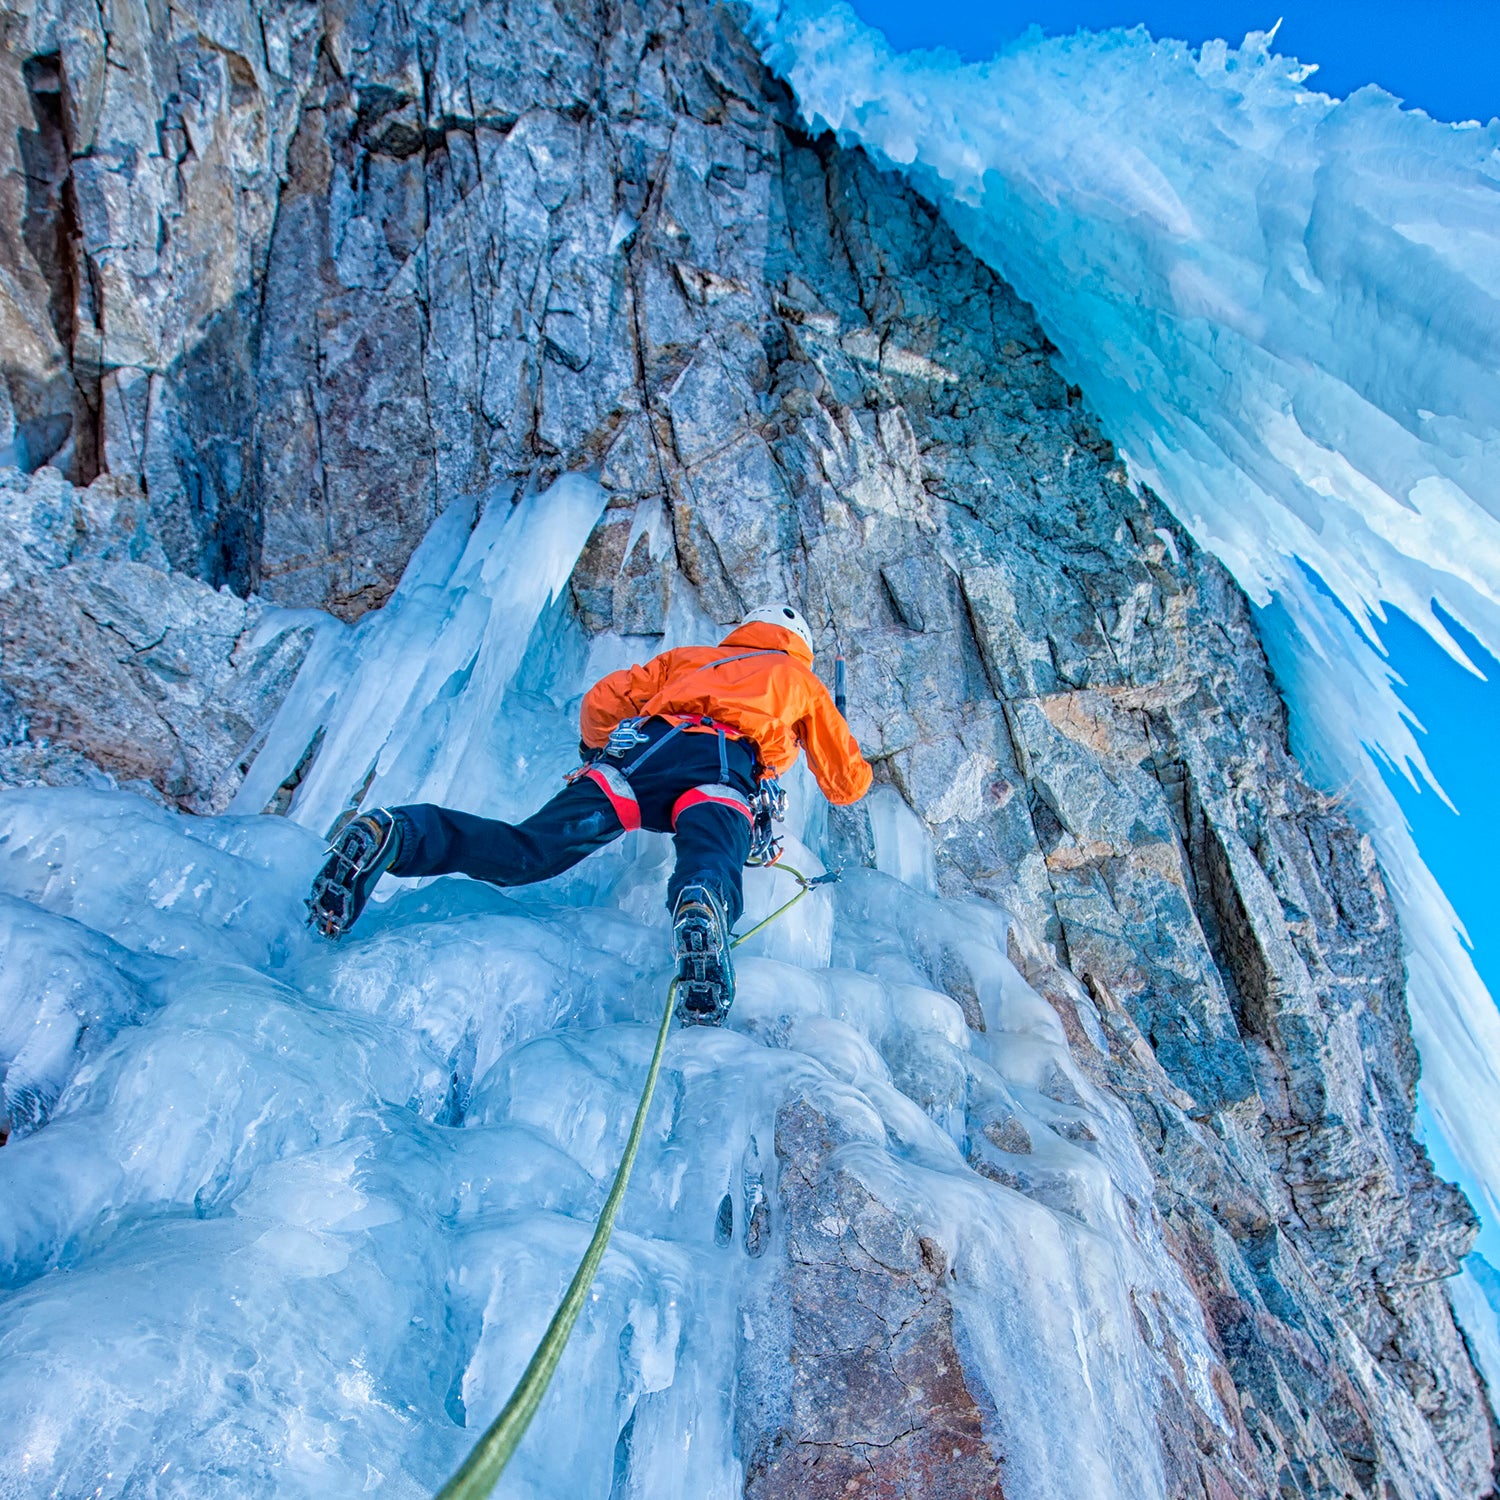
left=307, top=809, right=402, bottom=939
left=672, top=883, right=735, bottom=1025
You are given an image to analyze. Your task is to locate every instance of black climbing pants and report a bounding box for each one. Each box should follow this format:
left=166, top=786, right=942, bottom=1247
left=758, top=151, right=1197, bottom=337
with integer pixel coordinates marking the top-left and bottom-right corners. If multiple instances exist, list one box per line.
left=387, top=718, right=757, bottom=924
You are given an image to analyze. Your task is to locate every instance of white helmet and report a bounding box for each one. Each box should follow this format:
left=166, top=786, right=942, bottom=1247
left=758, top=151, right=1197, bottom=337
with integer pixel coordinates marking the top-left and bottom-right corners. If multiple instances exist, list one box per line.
left=741, top=603, right=814, bottom=653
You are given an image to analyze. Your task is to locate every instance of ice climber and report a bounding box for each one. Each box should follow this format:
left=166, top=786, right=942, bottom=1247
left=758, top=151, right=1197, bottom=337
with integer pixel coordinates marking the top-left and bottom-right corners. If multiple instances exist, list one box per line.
left=306, top=605, right=873, bottom=1023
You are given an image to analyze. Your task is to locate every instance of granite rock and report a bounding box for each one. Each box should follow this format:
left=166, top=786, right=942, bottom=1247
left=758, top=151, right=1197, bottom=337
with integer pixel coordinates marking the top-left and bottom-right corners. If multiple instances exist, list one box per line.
left=0, top=466, right=311, bottom=812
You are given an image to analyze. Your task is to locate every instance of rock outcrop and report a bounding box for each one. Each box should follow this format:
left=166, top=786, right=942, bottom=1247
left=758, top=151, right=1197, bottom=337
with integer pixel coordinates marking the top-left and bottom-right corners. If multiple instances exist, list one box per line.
left=742, top=1097, right=1009, bottom=1499
left=0, top=465, right=311, bottom=811
left=1, top=0, right=1494, bottom=1495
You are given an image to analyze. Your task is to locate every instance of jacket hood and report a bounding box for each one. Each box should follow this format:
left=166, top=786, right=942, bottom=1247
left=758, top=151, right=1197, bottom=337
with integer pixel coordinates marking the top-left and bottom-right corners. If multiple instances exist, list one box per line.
left=719, top=620, right=815, bottom=665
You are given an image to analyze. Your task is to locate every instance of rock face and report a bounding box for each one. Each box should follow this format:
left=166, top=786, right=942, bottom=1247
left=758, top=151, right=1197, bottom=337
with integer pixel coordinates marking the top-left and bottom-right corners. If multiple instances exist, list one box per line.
left=0, top=466, right=311, bottom=812
left=742, top=1097, right=1008, bottom=1498
left=1, top=0, right=1495, bottom=1496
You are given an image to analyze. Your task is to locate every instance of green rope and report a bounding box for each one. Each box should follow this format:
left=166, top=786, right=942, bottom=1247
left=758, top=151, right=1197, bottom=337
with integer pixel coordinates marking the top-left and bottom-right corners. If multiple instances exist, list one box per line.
left=434, top=972, right=677, bottom=1500
left=726, top=862, right=818, bottom=947
left=431, top=862, right=830, bottom=1500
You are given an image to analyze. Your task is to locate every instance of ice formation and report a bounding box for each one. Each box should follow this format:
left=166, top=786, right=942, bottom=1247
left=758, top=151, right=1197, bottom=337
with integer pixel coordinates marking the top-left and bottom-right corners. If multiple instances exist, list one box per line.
left=743, top=0, right=1500, bottom=1233
left=0, top=478, right=1241, bottom=1496
left=1451, top=1258, right=1500, bottom=1407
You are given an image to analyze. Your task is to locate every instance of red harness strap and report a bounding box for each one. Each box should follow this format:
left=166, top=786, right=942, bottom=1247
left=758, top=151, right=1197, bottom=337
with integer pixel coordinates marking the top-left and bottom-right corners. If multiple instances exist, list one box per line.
left=671, top=783, right=754, bottom=829
left=585, top=765, right=642, bottom=831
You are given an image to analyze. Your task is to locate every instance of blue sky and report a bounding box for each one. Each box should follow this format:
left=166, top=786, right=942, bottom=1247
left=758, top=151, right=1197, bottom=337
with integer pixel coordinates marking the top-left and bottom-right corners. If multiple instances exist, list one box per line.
left=845, top=0, right=1500, bottom=1251
left=1367, top=610, right=1500, bottom=1268
left=1380, top=610, right=1500, bottom=1013
left=847, top=0, right=1500, bottom=124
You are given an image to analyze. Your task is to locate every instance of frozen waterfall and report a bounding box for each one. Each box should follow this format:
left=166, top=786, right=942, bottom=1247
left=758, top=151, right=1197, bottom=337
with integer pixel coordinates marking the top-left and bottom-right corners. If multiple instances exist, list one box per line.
left=743, top=0, right=1500, bottom=1238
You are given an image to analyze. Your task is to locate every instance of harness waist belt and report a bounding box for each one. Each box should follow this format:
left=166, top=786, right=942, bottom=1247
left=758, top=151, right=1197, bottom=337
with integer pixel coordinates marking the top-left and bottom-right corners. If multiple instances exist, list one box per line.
left=657, top=713, right=749, bottom=740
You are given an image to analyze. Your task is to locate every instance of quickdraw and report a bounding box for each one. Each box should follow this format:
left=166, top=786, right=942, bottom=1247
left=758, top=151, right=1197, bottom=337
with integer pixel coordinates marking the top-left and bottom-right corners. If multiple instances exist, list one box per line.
left=746, top=776, right=788, bottom=868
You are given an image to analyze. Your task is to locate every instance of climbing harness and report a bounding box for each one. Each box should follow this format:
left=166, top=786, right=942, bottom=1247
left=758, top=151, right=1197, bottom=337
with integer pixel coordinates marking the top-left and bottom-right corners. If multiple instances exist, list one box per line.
left=564, top=647, right=790, bottom=784
left=611, top=716, right=686, bottom=769
left=431, top=860, right=839, bottom=1500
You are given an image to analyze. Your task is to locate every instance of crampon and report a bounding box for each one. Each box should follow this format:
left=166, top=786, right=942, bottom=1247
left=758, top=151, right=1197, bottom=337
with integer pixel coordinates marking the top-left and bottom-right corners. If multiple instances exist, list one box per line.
left=306, top=810, right=400, bottom=939
left=672, top=883, right=735, bottom=1025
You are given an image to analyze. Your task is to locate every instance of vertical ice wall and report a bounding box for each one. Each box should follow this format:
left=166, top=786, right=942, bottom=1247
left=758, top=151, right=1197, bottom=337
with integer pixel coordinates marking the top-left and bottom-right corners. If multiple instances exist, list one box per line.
left=232, top=476, right=609, bottom=833
left=744, top=0, right=1500, bottom=1231
left=0, top=478, right=1252, bottom=1498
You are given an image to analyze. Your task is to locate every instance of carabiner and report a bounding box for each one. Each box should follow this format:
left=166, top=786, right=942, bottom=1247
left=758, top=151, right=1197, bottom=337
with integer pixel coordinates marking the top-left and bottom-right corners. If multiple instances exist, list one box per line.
left=605, top=716, right=651, bottom=758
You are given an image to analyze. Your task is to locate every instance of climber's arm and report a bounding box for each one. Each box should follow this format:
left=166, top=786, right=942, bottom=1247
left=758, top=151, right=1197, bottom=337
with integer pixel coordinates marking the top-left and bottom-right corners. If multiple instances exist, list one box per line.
left=797, top=673, right=873, bottom=806
left=579, top=654, right=673, bottom=748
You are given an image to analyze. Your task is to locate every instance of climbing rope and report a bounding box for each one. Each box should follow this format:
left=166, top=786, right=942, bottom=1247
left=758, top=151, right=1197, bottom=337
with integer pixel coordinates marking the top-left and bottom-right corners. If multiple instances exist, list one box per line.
left=432, top=861, right=838, bottom=1500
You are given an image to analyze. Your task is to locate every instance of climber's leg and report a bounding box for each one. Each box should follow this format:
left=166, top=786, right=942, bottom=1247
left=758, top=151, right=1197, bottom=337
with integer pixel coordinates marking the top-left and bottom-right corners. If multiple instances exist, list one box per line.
left=667, top=790, right=753, bottom=927
left=389, top=773, right=634, bottom=885
left=664, top=793, right=752, bottom=1023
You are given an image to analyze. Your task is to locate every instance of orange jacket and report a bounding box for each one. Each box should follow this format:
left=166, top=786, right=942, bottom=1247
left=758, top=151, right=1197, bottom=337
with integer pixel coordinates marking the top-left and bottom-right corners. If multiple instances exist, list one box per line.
left=580, top=622, right=873, bottom=806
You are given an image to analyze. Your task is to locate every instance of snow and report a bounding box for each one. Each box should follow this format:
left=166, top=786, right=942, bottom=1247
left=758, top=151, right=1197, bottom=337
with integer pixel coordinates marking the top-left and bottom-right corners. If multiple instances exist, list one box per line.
left=1, top=479, right=1234, bottom=1497
left=743, top=0, right=1500, bottom=1237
